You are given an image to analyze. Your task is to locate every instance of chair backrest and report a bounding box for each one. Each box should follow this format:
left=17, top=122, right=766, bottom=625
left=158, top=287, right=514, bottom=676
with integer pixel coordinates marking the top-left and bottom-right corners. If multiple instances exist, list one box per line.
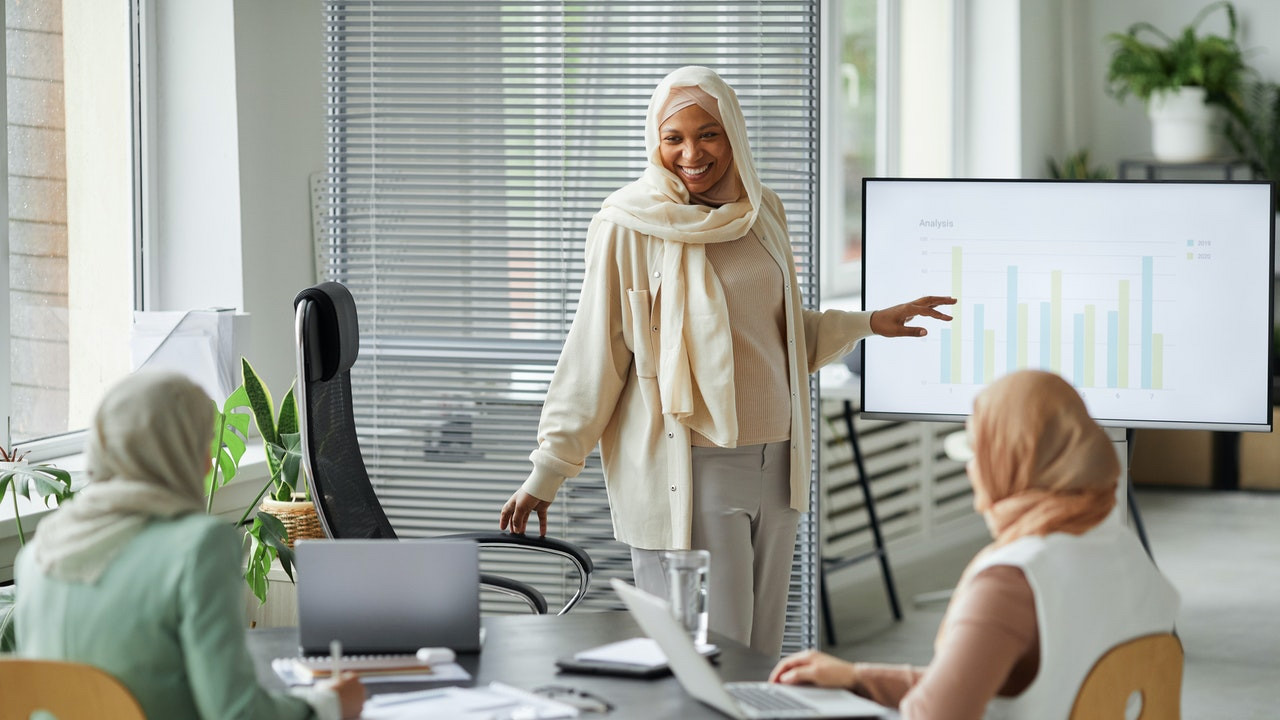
left=293, top=281, right=398, bottom=540
left=1069, top=632, right=1183, bottom=720
left=0, top=658, right=146, bottom=720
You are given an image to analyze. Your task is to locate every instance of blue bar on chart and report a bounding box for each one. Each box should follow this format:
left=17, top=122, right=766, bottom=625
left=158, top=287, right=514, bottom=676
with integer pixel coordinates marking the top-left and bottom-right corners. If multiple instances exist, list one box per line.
left=1107, top=311, right=1119, bottom=388
left=973, top=304, right=985, bottom=384
left=1007, top=266, right=1018, bottom=374
left=940, top=329, right=952, bottom=383
left=1141, top=256, right=1153, bottom=389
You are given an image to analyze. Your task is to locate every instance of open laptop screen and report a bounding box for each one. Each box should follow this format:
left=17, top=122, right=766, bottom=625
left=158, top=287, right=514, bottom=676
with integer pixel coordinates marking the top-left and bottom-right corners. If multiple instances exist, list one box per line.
left=295, top=539, right=481, bottom=655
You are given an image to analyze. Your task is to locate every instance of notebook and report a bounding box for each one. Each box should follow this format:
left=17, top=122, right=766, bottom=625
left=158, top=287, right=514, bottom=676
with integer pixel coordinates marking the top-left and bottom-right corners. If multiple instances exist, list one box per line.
left=295, top=539, right=481, bottom=655
left=612, top=579, right=888, bottom=719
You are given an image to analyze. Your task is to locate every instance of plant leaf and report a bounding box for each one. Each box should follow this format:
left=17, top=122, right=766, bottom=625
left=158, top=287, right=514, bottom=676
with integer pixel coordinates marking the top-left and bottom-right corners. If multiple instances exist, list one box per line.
left=277, top=384, right=299, bottom=437
left=241, top=358, right=278, bottom=448
left=255, top=511, right=296, bottom=581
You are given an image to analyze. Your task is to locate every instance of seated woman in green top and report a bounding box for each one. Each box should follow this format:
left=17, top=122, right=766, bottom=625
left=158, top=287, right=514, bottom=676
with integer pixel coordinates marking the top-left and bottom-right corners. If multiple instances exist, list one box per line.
left=15, top=371, right=364, bottom=720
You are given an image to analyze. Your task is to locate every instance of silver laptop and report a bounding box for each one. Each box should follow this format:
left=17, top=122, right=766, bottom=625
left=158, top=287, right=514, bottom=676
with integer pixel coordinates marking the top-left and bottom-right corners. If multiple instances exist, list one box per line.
left=295, top=539, right=481, bottom=655
left=613, top=578, right=888, bottom=719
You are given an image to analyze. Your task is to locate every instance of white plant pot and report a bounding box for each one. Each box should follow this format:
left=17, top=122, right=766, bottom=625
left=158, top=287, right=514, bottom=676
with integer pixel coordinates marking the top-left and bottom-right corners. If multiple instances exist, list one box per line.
left=1147, top=87, right=1218, bottom=163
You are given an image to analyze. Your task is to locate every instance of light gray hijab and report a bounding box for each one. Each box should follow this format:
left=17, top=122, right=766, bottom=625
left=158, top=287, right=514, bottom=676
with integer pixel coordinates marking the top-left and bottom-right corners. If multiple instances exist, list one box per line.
left=29, top=371, right=214, bottom=583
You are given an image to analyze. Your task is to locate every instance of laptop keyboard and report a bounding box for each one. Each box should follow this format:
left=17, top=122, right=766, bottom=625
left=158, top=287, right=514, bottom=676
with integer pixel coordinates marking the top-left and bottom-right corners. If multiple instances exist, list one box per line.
left=726, top=683, right=817, bottom=717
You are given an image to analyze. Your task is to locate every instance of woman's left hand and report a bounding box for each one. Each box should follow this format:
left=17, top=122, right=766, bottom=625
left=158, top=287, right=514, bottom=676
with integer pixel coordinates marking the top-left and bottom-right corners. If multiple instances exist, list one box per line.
left=870, top=296, right=956, bottom=337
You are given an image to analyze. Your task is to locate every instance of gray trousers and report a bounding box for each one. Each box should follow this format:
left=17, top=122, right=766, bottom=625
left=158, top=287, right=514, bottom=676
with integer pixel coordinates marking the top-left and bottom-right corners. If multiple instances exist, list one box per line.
left=630, top=440, right=799, bottom=657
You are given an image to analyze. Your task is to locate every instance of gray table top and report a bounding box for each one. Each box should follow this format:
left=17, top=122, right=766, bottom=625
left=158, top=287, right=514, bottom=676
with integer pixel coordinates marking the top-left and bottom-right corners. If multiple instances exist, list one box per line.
left=249, top=610, right=783, bottom=719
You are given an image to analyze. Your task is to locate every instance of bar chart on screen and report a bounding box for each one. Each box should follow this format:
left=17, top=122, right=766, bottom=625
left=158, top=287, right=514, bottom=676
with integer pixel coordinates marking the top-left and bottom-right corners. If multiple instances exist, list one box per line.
left=862, top=179, right=1273, bottom=430
left=931, top=239, right=1181, bottom=391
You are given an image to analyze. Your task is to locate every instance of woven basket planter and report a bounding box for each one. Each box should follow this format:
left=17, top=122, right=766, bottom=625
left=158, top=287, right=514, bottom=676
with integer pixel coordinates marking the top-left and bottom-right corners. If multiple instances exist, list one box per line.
left=260, top=497, right=325, bottom=548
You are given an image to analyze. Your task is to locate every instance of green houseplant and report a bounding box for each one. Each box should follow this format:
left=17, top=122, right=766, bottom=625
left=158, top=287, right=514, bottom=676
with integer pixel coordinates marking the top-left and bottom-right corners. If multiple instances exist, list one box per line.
left=1, top=430, right=74, bottom=651
left=207, top=358, right=315, bottom=604
left=1046, top=149, right=1113, bottom=180
left=1105, top=1, right=1247, bottom=162
left=1223, top=79, right=1280, bottom=208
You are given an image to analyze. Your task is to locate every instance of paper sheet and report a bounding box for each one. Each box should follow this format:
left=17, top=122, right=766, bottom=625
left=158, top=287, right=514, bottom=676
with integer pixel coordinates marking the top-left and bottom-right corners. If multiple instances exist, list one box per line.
left=571, top=637, right=717, bottom=668
left=361, top=682, right=578, bottom=719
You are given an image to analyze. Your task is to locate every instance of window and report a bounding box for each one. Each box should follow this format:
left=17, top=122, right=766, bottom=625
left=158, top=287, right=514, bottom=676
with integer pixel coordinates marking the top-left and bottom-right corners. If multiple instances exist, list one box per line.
left=2, top=1, right=138, bottom=456
left=324, top=1, right=821, bottom=650
left=822, top=0, right=957, bottom=299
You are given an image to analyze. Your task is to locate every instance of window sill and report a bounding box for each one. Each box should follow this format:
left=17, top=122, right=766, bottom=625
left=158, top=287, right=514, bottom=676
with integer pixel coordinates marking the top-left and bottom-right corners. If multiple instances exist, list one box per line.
left=0, top=444, right=272, bottom=583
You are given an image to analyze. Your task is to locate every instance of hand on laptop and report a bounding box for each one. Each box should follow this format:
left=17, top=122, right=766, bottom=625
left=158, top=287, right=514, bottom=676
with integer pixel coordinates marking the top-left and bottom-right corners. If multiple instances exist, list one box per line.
left=500, top=489, right=552, bottom=536
left=769, top=649, right=858, bottom=690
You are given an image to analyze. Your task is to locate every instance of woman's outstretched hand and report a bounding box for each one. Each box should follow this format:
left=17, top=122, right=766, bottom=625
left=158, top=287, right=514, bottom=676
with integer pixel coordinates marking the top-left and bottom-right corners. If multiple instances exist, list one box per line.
left=499, top=489, right=552, bottom=537
left=870, top=296, right=957, bottom=337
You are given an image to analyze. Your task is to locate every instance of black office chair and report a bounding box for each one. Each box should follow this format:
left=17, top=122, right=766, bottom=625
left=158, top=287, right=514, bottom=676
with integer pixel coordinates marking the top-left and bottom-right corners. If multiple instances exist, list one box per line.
left=293, top=281, right=592, bottom=614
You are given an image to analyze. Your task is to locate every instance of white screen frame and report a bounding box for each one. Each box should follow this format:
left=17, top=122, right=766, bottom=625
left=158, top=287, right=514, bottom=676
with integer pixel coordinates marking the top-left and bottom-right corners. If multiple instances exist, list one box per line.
left=860, top=178, right=1275, bottom=432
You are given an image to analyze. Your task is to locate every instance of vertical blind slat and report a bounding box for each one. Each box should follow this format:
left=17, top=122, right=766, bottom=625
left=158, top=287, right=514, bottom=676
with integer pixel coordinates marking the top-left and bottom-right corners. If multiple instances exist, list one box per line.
left=323, top=0, right=819, bottom=651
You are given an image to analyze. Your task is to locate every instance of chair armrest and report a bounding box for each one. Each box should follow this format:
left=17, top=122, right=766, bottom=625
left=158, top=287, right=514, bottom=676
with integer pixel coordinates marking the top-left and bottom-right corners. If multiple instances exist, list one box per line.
left=447, top=531, right=593, bottom=614
left=479, top=572, right=548, bottom=614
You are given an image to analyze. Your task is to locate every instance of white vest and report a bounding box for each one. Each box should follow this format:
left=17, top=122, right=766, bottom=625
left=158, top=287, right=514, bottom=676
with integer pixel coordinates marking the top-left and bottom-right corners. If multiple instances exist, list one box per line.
left=972, top=517, right=1180, bottom=720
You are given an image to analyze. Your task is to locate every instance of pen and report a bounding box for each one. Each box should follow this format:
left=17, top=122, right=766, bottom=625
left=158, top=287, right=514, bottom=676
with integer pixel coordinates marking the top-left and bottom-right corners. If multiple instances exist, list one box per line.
left=329, top=639, right=342, bottom=681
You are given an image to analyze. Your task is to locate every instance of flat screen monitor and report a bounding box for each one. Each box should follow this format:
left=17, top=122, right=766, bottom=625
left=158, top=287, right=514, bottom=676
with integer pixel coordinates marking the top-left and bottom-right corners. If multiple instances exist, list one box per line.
left=861, top=178, right=1274, bottom=431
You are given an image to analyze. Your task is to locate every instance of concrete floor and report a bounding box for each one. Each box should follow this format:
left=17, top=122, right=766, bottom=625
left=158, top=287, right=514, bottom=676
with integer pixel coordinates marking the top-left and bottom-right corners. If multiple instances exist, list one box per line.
left=821, top=487, right=1280, bottom=719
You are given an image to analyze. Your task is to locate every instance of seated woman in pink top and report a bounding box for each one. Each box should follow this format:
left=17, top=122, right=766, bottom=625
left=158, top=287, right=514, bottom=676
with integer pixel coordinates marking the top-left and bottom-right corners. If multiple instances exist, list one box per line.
left=769, top=369, right=1179, bottom=719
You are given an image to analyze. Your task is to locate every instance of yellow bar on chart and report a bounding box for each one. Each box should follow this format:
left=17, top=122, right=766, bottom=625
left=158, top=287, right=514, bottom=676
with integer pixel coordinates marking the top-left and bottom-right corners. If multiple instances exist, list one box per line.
left=1118, top=280, right=1130, bottom=388
left=951, top=247, right=962, bottom=383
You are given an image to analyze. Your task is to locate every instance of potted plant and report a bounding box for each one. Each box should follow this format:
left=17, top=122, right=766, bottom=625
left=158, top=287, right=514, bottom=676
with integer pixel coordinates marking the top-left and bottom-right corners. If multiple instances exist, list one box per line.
left=207, top=358, right=323, bottom=604
left=1223, top=79, right=1280, bottom=207
left=1046, top=149, right=1113, bottom=180
left=1105, top=1, right=1247, bottom=162
left=1, top=427, right=74, bottom=651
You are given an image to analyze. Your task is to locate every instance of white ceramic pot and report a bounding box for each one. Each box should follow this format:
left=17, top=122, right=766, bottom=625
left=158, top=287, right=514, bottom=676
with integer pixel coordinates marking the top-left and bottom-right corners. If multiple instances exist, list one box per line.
left=1147, top=86, right=1218, bottom=162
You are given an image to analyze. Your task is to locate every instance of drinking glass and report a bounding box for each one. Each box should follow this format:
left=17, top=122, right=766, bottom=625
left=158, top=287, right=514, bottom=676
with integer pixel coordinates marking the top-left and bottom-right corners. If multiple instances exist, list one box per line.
left=661, top=549, right=709, bottom=646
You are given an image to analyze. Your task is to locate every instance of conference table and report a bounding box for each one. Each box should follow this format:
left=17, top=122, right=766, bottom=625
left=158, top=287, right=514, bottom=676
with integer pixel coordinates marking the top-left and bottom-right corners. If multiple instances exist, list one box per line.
left=250, top=611, right=799, bottom=719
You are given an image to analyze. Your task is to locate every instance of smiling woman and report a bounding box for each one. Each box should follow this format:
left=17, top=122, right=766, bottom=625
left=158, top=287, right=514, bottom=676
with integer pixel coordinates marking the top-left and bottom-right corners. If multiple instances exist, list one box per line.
left=499, top=65, right=954, bottom=657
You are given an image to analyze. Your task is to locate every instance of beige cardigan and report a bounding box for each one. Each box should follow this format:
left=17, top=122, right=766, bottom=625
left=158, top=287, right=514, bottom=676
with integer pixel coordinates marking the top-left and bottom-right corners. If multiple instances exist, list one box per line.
left=520, top=187, right=872, bottom=549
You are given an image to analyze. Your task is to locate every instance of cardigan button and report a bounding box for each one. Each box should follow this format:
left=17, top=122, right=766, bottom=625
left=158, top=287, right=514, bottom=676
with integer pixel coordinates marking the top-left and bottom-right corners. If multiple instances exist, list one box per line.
left=670, top=486, right=677, bottom=492
left=653, top=271, right=661, bottom=278
left=652, top=326, right=658, bottom=332
left=667, top=432, right=674, bottom=438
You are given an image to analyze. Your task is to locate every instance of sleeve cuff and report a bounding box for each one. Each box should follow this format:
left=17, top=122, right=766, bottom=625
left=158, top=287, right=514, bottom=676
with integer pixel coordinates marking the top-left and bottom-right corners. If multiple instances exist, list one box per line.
left=290, top=685, right=342, bottom=720
left=521, top=460, right=568, bottom=503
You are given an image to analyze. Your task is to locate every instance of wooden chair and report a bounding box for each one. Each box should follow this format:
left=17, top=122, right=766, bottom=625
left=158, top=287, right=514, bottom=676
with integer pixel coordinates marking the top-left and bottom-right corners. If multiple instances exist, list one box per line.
left=0, top=657, right=145, bottom=720
left=1070, top=633, right=1183, bottom=720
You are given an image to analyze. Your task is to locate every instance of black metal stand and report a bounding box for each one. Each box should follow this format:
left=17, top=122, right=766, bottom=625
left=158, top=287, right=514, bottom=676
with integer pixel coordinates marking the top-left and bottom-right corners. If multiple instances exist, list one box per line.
left=820, top=400, right=903, bottom=646
left=1125, top=428, right=1154, bottom=561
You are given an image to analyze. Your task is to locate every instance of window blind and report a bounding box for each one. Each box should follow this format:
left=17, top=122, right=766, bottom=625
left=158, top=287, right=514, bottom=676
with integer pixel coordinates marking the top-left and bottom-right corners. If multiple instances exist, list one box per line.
left=322, top=0, right=821, bottom=651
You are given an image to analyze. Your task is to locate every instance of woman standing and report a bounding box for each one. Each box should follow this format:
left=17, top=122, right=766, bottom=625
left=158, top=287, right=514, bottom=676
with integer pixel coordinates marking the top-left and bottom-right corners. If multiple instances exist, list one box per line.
left=770, top=370, right=1180, bottom=717
left=16, top=371, right=364, bottom=720
left=499, top=65, right=954, bottom=655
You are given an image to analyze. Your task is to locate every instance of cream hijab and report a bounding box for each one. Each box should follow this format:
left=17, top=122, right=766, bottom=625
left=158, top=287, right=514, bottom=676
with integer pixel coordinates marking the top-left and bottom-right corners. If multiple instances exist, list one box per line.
left=30, top=371, right=214, bottom=584
left=595, top=65, right=777, bottom=444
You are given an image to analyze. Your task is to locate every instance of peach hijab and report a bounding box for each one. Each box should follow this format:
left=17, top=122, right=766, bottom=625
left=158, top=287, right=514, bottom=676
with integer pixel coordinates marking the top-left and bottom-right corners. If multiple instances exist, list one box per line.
left=967, top=370, right=1119, bottom=548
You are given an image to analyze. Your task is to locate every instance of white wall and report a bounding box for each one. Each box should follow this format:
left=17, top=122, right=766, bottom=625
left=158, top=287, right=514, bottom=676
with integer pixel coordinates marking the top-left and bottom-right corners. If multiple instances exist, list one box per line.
left=149, top=0, right=323, bottom=395
left=231, top=0, right=325, bottom=394
left=1077, top=0, right=1280, bottom=170
left=959, top=0, right=1065, bottom=179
